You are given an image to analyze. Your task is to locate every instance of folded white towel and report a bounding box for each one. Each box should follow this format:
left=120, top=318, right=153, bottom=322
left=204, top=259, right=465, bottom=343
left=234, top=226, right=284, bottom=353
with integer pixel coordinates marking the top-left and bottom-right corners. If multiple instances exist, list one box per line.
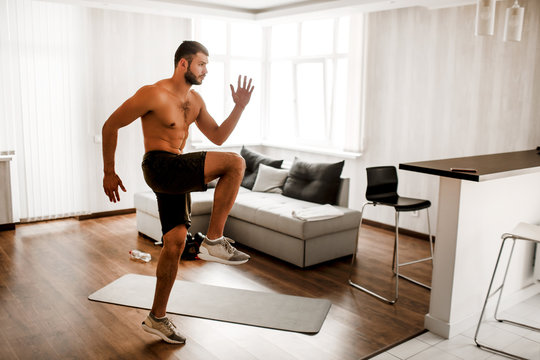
left=291, top=204, right=344, bottom=221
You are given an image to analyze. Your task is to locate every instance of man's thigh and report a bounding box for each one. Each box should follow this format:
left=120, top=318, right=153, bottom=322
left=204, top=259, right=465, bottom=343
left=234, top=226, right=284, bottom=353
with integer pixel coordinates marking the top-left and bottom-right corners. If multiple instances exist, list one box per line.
left=204, top=151, right=245, bottom=183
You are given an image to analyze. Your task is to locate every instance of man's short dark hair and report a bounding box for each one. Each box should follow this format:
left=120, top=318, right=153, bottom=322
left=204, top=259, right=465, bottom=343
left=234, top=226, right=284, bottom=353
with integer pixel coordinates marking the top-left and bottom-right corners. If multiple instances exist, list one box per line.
left=174, top=41, right=209, bottom=69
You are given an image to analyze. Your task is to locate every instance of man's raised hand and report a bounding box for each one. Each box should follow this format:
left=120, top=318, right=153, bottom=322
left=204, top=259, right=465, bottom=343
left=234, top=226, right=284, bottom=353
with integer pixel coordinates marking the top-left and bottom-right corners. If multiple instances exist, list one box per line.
left=230, top=75, right=254, bottom=109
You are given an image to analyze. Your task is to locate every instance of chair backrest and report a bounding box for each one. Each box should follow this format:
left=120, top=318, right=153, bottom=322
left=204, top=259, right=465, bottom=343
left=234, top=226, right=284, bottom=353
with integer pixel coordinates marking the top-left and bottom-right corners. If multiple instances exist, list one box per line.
left=365, top=166, right=398, bottom=202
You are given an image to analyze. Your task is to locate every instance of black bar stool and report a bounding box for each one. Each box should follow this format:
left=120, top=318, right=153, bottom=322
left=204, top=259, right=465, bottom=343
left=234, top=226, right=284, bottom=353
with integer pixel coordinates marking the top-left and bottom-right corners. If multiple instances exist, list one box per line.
left=474, top=222, right=540, bottom=359
left=349, top=166, right=433, bottom=304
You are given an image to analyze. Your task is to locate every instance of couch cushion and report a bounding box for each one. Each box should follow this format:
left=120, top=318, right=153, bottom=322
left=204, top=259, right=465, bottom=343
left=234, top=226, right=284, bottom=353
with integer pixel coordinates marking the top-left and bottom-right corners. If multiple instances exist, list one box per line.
left=135, top=187, right=360, bottom=240
left=190, top=190, right=215, bottom=215
left=282, top=157, right=344, bottom=205
left=134, top=191, right=159, bottom=217
left=191, top=187, right=250, bottom=215
left=230, top=191, right=361, bottom=240
left=240, top=146, right=283, bottom=190
left=136, top=189, right=219, bottom=217
left=252, top=164, right=289, bottom=194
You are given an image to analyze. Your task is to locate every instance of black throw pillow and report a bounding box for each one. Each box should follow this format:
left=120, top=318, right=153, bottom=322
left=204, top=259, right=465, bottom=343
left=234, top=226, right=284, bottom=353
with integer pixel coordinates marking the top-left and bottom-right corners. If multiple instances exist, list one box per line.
left=283, top=157, right=344, bottom=205
left=240, top=146, right=283, bottom=190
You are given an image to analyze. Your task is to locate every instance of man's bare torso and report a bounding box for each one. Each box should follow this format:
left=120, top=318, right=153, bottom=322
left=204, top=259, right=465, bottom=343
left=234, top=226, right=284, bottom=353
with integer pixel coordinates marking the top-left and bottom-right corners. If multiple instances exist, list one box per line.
left=140, top=79, right=202, bottom=154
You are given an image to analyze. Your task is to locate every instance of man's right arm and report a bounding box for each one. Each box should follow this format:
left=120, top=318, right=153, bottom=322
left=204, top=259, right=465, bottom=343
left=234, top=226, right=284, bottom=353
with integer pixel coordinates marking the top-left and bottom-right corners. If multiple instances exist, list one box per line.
left=102, top=86, right=157, bottom=202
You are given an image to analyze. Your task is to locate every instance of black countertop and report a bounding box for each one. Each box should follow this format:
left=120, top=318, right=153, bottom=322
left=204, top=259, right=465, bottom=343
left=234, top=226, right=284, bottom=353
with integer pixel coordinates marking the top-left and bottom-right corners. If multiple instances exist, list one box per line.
left=399, top=149, right=540, bottom=182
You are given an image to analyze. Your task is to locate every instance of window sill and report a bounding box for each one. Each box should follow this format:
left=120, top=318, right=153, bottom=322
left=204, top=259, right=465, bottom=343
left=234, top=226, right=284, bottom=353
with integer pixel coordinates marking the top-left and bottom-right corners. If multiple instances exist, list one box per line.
left=189, top=141, right=259, bottom=150
left=261, top=141, right=362, bottom=159
left=190, top=141, right=362, bottom=159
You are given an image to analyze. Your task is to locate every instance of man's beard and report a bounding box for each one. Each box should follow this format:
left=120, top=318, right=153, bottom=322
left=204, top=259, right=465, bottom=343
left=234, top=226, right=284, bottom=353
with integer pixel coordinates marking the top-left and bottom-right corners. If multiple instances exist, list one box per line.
left=185, top=68, right=202, bottom=85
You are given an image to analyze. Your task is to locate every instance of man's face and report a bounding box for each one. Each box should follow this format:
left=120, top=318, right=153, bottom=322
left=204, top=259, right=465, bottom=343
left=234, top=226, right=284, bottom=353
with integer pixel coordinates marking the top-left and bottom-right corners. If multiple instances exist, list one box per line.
left=184, top=52, right=208, bottom=85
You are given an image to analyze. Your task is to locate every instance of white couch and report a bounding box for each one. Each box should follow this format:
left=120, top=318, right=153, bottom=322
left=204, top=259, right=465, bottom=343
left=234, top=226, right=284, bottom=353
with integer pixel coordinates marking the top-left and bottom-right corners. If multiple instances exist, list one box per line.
left=135, top=179, right=362, bottom=268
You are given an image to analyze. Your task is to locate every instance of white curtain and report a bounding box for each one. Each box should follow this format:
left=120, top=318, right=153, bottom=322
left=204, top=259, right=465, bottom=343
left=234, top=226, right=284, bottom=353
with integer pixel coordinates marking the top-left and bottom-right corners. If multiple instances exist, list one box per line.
left=1, top=0, right=90, bottom=221
left=0, top=1, right=16, bottom=157
left=1, top=0, right=192, bottom=221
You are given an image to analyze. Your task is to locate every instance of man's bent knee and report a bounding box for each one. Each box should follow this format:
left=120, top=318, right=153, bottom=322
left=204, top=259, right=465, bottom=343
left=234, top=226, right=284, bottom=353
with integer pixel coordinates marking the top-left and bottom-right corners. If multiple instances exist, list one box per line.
left=229, top=152, right=245, bottom=175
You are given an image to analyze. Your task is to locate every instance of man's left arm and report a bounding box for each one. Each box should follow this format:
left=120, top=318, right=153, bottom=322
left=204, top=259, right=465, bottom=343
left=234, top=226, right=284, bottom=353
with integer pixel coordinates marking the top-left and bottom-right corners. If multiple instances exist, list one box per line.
left=196, top=75, right=254, bottom=146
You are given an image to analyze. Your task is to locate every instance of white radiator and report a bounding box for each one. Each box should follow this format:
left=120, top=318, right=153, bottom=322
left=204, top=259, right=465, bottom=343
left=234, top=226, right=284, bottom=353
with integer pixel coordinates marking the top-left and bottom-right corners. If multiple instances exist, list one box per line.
left=0, top=156, right=14, bottom=225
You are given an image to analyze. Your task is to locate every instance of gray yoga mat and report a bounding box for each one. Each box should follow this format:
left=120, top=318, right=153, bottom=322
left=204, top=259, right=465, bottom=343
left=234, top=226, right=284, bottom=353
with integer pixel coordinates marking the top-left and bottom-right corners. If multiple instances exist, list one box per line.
left=88, top=274, right=331, bottom=333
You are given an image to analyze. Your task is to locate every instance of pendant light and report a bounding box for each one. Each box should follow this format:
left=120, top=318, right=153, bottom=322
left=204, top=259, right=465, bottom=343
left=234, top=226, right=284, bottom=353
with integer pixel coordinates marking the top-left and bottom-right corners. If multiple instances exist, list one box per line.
left=503, top=0, right=525, bottom=42
left=475, top=0, right=496, bottom=36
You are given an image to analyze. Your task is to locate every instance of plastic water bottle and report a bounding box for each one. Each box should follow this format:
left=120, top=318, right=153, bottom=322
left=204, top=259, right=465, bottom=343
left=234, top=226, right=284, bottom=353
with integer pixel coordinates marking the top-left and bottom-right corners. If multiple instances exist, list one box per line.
left=129, top=249, right=151, bottom=263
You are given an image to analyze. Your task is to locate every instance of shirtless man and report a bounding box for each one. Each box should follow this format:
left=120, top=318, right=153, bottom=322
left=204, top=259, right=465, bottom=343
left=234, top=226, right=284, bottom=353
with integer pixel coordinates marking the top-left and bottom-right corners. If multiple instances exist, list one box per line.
left=101, top=41, right=254, bottom=344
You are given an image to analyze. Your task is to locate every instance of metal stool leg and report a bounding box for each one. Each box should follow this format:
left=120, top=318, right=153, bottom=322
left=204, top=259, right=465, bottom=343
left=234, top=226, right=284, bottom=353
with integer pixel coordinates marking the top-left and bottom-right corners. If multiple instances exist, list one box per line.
left=349, top=202, right=399, bottom=304
left=474, top=235, right=537, bottom=360
left=426, top=209, right=434, bottom=259
left=395, top=208, right=433, bottom=289
left=493, top=239, right=540, bottom=332
left=350, top=203, right=433, bottom=303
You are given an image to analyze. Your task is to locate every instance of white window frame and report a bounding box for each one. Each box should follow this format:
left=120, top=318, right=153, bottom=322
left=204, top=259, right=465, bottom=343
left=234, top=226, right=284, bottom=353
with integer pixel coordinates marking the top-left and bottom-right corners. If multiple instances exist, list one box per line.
left=190, top=15, right=363, bottom=157
left=293, top=59, right=329, bottom=145
left=264, top=17, right=350, bottom=150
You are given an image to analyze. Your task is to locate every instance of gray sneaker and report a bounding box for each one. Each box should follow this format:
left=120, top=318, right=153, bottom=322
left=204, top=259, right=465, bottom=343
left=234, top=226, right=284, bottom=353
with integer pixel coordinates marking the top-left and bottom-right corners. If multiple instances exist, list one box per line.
left=198, top=237, right=250, bottom=265
left=141, top=313, right=186, bottom=344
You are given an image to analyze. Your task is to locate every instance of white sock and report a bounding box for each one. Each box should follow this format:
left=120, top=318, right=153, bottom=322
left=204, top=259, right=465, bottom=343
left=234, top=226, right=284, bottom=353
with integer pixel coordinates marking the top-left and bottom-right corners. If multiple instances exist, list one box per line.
left=206, top=235, right=224, bottom=242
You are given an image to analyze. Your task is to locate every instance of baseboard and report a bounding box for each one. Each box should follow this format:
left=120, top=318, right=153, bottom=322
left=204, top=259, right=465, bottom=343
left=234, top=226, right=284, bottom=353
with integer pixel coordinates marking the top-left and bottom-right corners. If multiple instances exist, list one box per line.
left=0, top=210, right=136, bottom=228
left=76, top=208, right=135, bottom=220
left=0, top=223, right=16, bottom=231
left=362, top=219, right=435, bottom=242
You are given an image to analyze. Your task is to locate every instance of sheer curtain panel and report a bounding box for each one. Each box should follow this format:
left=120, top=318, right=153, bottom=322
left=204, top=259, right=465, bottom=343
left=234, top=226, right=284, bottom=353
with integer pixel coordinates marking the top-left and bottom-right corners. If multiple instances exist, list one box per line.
left=1, top=0, right=90, bottom=221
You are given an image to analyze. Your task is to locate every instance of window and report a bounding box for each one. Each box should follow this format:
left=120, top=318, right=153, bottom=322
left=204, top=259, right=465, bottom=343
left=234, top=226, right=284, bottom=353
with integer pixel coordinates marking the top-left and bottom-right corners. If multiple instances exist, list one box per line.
left=296, top=62, right=326, bottom=142
left=192, top=15, right=360, bottom=153
left=266, top=16, right=351, bottom=150
left=192, top=19, right=262, bottom=146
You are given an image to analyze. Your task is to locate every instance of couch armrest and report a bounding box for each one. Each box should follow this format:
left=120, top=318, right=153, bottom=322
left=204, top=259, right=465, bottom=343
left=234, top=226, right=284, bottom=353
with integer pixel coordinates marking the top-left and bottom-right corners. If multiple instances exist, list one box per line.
left=337, top=178, right=350, bottom=207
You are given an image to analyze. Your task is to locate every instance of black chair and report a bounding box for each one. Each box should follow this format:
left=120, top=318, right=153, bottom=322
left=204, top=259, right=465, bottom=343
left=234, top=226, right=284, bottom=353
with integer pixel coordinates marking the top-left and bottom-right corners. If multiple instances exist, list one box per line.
left=349, top=166, right=434, bottom=304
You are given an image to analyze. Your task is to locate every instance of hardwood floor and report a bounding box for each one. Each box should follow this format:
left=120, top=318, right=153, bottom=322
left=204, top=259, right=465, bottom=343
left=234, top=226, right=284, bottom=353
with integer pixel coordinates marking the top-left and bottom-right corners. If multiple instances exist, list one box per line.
left=0, top=215, right=432, bottom=360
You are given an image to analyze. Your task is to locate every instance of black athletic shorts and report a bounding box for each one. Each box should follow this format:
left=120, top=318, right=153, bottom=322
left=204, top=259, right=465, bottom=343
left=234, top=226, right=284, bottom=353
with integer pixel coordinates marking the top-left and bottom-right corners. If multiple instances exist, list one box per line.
left=141, top=151, right=207, bottom=235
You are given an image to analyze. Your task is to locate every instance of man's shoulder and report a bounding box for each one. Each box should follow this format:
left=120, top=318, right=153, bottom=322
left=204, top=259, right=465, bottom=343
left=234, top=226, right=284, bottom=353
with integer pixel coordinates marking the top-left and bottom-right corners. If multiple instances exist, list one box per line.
left=135, top=83, right=171, bottom=102
left=140, top=81, right=170, bottom=94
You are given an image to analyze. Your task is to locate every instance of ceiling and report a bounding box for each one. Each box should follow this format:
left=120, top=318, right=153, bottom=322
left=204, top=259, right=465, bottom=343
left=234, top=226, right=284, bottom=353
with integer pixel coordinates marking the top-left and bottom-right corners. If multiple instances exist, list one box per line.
left=158, top=0, right=477, bottom=15
left=51, top=0, right=477, bottom=21
left=180, top=0, right=318, bottom=12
